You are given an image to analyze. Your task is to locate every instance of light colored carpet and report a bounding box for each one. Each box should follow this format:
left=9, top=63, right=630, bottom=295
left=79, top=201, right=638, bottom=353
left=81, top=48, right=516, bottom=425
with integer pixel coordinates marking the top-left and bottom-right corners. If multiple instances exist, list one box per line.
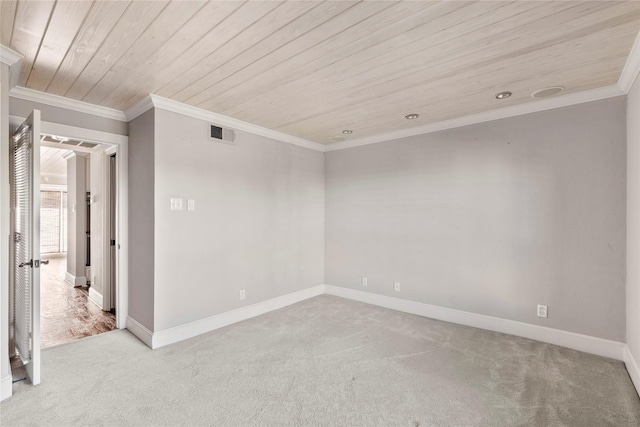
left=2, top=295, right=639, bottom=426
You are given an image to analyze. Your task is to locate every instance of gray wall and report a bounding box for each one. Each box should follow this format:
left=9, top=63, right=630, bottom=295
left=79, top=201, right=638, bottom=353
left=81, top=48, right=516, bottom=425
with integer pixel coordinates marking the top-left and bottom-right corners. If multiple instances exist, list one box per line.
left=153, top=109, right=325, bottom=331
left=628, top=78, right=640, bottom=361
left=325, top=97, right=627, bottom=342
left=65, top=153, right=87, bottom=282
left=9, top=97, right=128, bottom=136
left=128, top=109, right=155, bottom=331
left=89, top=148, right=106, bottom=297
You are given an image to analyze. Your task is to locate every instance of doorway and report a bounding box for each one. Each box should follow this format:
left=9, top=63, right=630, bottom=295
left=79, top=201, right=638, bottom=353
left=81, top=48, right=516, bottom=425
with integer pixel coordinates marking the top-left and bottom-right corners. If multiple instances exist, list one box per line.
left=38, top=136, right=117, bottom=348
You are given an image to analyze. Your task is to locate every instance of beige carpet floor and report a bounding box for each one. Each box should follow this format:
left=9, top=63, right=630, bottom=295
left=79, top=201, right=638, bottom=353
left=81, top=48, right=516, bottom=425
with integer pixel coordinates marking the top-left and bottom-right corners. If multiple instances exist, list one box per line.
left=2, top=295, right=640, bottom=426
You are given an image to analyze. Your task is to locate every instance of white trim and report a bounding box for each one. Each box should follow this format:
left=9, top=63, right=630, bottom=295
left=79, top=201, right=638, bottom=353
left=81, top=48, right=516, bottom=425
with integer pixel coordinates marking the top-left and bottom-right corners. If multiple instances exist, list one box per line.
left=10, top=116, right=128, bottom=146
left=88, top=287, right=103, bottom=308
left=126, top=94, right=326, bottom=152
left=324, top=285, right=625, bottom=361
left=0, top=44, right=23, bottom=90
left=122, top=96, right=153, bottom=123
left=0, top=44, right=22, bottom=67
left=65, top=272, right=86, bottom=287
left=126, top=316, right=153, bottom=348
left=150, top=285, right=325, bottom=349
left=619, top=28, right=640, bottom=93
left=325, top=85, right=625, bottom=151
left=0, top=374, right=12, bottom=402
left=624, top=346, right=640, bottom=397
left=40, top=184, right=67, bottom=192
left=9, top=86, right=127, bottom=122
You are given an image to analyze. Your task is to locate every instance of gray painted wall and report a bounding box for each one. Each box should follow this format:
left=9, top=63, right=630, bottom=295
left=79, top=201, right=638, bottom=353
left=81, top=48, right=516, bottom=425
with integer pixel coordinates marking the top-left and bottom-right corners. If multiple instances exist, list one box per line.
left=128, top=109, right=155, bottom=331
left=65, top=153, right=87, bottom=283
left=89, top=149, right=106, bottom=297
left=628, top=78, right=640, bottom=361
left=325, top=97, right=627, bottom=342
left=153, top=108, right=324, bottom=331
left=9, top=97, right=127, bottom=136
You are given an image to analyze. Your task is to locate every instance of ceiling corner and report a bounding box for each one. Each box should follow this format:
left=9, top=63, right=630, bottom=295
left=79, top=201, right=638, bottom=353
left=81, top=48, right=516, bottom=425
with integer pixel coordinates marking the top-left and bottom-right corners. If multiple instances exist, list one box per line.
left=618, top=28, right=640, bottom=93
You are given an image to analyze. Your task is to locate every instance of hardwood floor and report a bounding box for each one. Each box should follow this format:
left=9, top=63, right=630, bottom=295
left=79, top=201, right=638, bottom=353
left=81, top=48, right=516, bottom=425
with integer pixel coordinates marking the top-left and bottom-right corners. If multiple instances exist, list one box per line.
left=40, top=255, right=116, bottom=348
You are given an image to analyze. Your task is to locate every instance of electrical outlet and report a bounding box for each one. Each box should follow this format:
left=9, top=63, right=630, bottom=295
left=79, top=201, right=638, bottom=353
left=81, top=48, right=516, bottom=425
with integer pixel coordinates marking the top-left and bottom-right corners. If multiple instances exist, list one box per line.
left=362, top=277, right=368, bottom=286
left=187, top=199, right=195, bottom=211
left=394, top=282, right=401, bottom=292
left=240, top=289, right=246, bottom=300
left=537, top=304, right=548, bottom=318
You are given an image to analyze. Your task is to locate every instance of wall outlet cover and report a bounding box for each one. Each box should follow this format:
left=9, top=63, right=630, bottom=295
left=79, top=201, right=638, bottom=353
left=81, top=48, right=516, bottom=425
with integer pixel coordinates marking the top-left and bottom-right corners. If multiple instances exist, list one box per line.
left=537, top=304, right=548, bottom=318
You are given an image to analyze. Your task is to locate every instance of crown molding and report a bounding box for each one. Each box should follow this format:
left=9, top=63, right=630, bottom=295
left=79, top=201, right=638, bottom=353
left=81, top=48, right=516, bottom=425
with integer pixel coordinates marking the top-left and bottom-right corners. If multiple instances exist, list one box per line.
left=126, top=94, right=326, bottom=152
left=325, top=84, right=625, bottom=152
left=0, top=44, right=22, bottom=66
left=619, top=28, right=640, bottom=93
left=9, top=86, right=127, bottom=122
left=1, top=44, right=24, bottom=88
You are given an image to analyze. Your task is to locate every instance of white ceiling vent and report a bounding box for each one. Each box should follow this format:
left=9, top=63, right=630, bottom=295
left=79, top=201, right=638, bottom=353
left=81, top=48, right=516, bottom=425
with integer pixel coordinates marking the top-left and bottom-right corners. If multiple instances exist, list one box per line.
left=209, top=124, right=235, bottom=144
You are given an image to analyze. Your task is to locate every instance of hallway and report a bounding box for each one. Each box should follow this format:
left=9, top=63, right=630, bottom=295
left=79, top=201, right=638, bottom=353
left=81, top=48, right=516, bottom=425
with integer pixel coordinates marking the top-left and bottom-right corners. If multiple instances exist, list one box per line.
left=40, top=255, right=116, bottom=348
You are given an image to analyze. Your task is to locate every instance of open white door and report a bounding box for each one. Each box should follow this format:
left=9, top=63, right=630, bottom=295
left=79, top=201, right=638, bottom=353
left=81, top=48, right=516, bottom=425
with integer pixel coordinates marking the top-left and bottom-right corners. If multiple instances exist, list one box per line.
left=10, top=110, right=41, bottom=385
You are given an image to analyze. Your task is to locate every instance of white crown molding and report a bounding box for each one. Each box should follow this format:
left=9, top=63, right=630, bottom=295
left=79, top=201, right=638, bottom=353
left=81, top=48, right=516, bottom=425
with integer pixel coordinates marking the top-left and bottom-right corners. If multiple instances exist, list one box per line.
left=325, top=85, right=625, bottom=152
left=619, top=28, right=640, bottom=93
left=123, top=95, right=154, bottom=122
left=0, top=44, right=22, bottom=66
left=624, top=346, right=640, bottom=397
left=151, top=285, right=325, bottom=349
left=324, top=285, right=625, bottom=361
left=9, top=86, right=127, bottom=122
left=126, top=94, right=326, bottom=152
left=1, top=44, right=23, bottom=89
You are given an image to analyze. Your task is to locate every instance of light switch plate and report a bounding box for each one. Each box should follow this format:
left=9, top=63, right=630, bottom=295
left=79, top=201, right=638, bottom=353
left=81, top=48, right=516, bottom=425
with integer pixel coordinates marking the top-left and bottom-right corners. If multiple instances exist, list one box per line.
left=187, top=199, right=195, bottom=211
left=170, top=198, right=183, bottom=211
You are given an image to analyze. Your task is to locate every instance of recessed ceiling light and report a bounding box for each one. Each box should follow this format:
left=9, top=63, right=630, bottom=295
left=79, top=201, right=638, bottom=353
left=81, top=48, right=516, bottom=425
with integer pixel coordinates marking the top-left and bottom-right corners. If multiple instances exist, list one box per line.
left=531, top=86, right=564, bottom=99
left=495, top=91, right=512, bottom=100
left=342, top=129, right=353, bottom=134
left=331, top=135, right=346, bottom=143
left=405, top=114, right=419, bottom=120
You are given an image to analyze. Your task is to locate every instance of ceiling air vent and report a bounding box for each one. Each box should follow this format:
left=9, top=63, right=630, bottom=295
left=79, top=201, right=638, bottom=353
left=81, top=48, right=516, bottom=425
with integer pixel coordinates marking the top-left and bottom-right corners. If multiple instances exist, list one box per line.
left=209, top=124, right=235, bottom=144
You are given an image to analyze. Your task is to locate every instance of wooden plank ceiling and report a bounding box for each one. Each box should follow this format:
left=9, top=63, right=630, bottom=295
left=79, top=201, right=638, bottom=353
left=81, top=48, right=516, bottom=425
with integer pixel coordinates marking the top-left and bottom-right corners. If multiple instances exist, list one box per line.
left=3, top=0, right=640, bottom=144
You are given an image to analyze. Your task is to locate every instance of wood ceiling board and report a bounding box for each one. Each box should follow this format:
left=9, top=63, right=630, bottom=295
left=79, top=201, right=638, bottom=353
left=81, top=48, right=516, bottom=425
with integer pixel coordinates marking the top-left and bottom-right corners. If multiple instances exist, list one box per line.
left=82, top=0, right=208, bottom=105
left=289, top=22, right=637, bottom=143
left=46, top=0, right=131, bottom=96
left=152, top=0, right=283, bottom=100
left=40, top=146, right=69, bottom=177
left=192, top=0, right=445, bottom=113
left=222, top=1, right=616, bottom=129
left=180, top=1, right=359, bottom=107
left=27, top=0, right=95, bottom=92
left=1, top=0, right=17, bottom=47
left=232, top=3, right=639, bottom=137
left=64, top=0, right=170, bottom=100
left=103, top=0, right=242, bottom=110
left=10, top=0, right=56, bottom=86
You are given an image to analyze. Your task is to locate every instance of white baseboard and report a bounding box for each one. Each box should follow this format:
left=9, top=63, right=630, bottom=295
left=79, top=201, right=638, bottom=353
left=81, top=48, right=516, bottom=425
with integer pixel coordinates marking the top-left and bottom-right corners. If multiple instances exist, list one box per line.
left=65, top=272, right=87, bottom=287
left=88, top=288, right=103, bottom=308
left=324, top=285, right=625, bottom=361
left=1, top=374, right=12, bottom=402
left=624, top=346, right=640, bottom=396
left=151, top=285, right=325, bottom=349
left=126, top=316, right=153, bottom=348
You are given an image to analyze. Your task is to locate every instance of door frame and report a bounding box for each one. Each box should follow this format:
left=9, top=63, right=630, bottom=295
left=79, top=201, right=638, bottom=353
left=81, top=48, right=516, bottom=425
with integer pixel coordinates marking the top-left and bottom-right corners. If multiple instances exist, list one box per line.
left=11, top=117, right=129, bottom=329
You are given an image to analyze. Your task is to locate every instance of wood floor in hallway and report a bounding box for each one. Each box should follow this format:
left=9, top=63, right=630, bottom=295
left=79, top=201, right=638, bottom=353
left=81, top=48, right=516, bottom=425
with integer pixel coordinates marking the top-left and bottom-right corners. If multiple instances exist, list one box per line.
left=40, top=255, right=116, bottom=348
